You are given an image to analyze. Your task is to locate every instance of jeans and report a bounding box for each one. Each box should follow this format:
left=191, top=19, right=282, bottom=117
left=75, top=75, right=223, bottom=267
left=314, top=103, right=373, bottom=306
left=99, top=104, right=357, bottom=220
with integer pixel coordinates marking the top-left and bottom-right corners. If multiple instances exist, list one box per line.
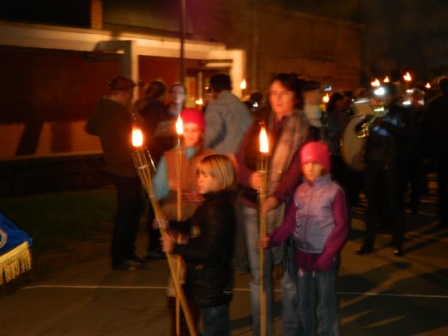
left=243, top=205, right=274, bottom=336
left=281, top=243, right=299, bottom=336
left=363, top=166, right=405, bottom=249
left=200, top=304, right=230, bottom=336
left=435, top=155, right=448, bottom=225
left=233, top=190, right=250, bottom=273
left=243, top=205, right=299, bottom=336
left=110, top=174, right=144, bottom=266
left=297, top=269, right=339, bottom=336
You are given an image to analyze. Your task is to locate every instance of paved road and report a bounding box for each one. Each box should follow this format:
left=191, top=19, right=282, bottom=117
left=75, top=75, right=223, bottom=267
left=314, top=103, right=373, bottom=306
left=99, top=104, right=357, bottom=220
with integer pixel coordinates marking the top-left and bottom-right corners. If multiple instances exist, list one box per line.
left=1, top=190, right=447, bottom=335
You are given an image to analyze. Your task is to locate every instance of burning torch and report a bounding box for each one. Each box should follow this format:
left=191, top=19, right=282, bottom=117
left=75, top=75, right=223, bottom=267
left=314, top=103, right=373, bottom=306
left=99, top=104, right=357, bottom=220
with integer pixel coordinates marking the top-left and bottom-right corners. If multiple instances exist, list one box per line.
left=175, top=115, right=184, bottom=222
left=131, top=127, right=197, bottom=336
left=257, top=125, right=269, bottom=336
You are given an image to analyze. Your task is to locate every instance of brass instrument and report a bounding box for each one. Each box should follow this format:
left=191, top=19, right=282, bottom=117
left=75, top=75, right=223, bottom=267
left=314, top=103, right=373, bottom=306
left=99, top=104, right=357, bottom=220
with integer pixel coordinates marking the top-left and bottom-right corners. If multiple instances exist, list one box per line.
left=356, top=105, right=387, bottom=138
left=340, top=100, right=387, bottom=171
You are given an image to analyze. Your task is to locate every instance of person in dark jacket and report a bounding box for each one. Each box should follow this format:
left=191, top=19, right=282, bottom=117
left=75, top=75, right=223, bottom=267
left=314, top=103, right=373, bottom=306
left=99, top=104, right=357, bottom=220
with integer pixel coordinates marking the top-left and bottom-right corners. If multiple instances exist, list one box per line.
left=356, top=83, right=410, bottom=256
left=161, top=154, right=237, bottom=336
left=85, top=76, right=144, bottom=270
left=424, top=77, right=448, bottom=228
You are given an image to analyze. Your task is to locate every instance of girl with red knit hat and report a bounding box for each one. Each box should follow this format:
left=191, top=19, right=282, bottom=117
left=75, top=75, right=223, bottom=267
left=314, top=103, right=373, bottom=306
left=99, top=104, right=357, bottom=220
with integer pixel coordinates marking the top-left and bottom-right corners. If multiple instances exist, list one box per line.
left=153, top=107, right=214, bottom=335
left=260, top=141, right=349, bottom=336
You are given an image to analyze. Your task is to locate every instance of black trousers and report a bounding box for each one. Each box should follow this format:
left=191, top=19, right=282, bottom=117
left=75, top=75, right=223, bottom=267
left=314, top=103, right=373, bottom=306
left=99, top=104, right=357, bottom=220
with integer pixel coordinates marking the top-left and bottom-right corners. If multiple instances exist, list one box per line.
left=146, top=203, right=162, bottom=251
left=110, top=174, right=144, bottom=266
left=363, top=165, right=406, bottom=248
left=434, top=155, right=448, bottom=225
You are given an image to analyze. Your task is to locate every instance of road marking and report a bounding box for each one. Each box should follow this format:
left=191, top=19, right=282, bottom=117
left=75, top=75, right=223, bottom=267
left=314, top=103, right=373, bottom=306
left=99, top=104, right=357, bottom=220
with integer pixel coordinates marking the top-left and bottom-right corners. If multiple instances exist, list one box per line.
left=22, top=285, right=167, bottom=290
left=338, top=291, right=448, bottom=299
left=21, top=285, right=448, bottom=299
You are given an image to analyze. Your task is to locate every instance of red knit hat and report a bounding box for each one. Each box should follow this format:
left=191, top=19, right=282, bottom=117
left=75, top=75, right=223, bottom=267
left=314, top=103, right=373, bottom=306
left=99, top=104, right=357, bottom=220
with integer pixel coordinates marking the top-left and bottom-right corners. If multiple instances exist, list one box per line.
left=300, top=141, right=331, bottom=172
left=180, top=108, right=205, bottom=131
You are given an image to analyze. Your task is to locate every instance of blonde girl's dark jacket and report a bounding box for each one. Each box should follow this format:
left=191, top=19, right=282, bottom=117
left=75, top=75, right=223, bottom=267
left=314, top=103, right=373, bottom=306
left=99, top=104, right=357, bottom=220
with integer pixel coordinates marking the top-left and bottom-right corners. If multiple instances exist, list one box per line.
left=172, top=190, right=236, bottom=307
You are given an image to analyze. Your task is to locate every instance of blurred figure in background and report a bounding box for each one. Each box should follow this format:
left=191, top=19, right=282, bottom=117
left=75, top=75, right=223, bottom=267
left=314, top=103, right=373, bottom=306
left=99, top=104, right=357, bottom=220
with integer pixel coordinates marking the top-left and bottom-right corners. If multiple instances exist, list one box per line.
left=204, top=73, right=253, bottom=157
left=343, top=91, right=355, bottom=117
left=302, top=80, right=324, bottom=141
left=134, top=80, right=168, bottom=259
left=166, top=82, right=187, bottom=117
left=424, top=77, right=448, bottom=228
left=202, top=86, right=215, bottom=113
left=243, top=91, right=266, bottom=121
left=134, top=80, right=169, bottom=164
left=86, top=76, right=144, bottom=270
left=357, top=83, right=410, bottom=256
left=326, top=92, right=351, bottom=195
left=405, top=89, right=426, bottom=214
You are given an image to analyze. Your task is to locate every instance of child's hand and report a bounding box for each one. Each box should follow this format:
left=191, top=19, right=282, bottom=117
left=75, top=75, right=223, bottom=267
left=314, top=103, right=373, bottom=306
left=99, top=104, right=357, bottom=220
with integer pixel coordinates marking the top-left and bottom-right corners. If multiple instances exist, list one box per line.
left=161, top=233, right=175, bottom=253
left=168, top=178, right=182, bottom=191
left=249, top=172, right=262, bottom=190
left=261, top=196, right=279, bottom=214
left=153, top=217, right=169, bottom=230
left=182, top=190, right=204, bottom=204
left=258, top=236, right=270, bottom=249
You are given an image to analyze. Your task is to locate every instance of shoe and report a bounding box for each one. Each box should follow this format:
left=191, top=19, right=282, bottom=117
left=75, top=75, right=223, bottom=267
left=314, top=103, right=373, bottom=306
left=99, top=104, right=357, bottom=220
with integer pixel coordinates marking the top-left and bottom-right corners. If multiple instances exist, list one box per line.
left=356, top=245, right=374, bottom=255
left=145, top=248, right=165, bottom=260
left=235, top=268, right=250, bottom=274
left=393, top=249, right=403, bottom=256
left=131, top=254, right=144, bottom=263
left=113, top=260, right=143, bottom=271
left=393, top=248, right=404, bottom=257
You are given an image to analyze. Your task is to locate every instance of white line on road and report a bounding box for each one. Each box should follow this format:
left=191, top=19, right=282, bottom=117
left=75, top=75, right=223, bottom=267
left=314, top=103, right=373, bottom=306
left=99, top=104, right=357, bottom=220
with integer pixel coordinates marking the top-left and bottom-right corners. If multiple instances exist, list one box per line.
left=21, top=285, right=448, bottom=299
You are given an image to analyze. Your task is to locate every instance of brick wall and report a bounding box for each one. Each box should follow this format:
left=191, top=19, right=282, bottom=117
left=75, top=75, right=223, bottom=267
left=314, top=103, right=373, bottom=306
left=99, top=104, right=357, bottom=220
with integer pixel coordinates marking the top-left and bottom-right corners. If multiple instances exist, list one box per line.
left=90, top=0, right=103, bottom=29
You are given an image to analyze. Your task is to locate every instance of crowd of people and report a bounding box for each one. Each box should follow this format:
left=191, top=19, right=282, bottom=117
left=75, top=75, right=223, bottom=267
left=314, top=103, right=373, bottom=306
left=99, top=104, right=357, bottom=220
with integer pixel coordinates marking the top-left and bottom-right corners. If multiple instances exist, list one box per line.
left=85, top=72, right=448, bottom=336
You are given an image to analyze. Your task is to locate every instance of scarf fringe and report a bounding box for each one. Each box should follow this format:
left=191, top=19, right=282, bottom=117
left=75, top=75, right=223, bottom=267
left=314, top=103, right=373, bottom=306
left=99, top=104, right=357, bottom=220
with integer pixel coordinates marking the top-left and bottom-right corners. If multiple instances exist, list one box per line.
left=0, top=242, right=32, bottom=284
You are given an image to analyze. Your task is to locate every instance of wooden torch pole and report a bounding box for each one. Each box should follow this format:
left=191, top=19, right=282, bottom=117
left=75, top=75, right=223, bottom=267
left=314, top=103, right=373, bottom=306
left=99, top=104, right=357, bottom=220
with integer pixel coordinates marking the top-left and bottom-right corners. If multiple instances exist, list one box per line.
left=131, top=129, right=197, bottom=336
left=174, top=117, right=184, bottom=335
left=257, top=125, right=269, bottom=336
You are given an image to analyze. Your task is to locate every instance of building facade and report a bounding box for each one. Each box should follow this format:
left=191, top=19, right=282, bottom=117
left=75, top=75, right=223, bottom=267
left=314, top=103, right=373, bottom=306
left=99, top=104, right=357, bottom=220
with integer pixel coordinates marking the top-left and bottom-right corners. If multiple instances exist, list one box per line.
left=0, top=0, right=362, bottom=160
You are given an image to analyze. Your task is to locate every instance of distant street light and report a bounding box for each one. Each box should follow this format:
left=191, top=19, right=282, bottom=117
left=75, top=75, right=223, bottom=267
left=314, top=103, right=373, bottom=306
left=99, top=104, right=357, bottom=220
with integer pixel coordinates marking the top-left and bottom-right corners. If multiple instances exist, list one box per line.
left=240, top=79, right=247, bottom=98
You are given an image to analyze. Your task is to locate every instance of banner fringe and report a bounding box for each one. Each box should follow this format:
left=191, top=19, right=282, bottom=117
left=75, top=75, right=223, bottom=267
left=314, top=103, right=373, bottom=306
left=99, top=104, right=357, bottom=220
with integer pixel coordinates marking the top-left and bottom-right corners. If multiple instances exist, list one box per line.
left=0, top=242, right=32, bottom=284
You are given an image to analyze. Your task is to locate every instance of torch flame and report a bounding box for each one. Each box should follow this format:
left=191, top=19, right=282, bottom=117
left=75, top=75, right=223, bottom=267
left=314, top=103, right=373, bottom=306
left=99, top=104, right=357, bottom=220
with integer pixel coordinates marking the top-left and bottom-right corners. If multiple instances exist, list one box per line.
left=132, top=127, right=144, bottom=147
left=425, top=83, right=431, bottom=89
left=240, top=79, right=247, bottom=90
left=259, top=126, right=269, bottom=154
left=323, top=93, right=330, bottom=103
left=403, top=72, right=412, bottom=82
left=384, top=76, right=390, bottom=83
left=371, top=79, right=380, bottom=87
left=176, top=115, right=184, bottom=135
